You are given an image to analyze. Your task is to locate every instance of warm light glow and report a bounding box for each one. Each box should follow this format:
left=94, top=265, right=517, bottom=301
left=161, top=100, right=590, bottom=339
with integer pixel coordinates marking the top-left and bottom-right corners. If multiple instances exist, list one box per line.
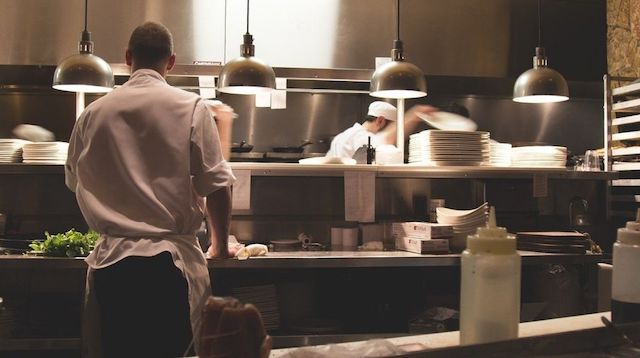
left=53, top=84, right=113, bottom=93
left=370, top=89, right=427, bottom=99
left=513, top=95, right=569, bottom=103
left=217, top=86, right=274, bottom=95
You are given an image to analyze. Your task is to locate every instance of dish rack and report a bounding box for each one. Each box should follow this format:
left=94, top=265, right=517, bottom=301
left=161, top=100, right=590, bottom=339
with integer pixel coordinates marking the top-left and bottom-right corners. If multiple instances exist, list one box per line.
left=604, top=74, right=640, bottom=219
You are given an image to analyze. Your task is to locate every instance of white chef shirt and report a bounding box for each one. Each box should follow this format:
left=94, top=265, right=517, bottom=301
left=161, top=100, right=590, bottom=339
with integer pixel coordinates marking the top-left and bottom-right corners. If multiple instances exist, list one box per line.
left=65, top=69, right=235, bottom=343
left=326, top=123, right=385, bottom=158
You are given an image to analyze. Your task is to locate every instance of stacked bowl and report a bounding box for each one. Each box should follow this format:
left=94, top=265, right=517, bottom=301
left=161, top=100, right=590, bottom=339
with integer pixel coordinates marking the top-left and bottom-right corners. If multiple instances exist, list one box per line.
left=436, top=203, right=489, bottom=252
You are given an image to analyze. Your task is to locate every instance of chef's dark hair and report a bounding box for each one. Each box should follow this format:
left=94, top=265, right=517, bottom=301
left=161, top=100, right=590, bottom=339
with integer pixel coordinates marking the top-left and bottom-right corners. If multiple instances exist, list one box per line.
left=363, top=115, right=378, bottom=123
left=128, top=22, right=174, bottom=68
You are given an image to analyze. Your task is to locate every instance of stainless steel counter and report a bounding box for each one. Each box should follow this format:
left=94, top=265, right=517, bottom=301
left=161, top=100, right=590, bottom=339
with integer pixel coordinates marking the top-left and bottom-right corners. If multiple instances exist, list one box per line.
left=0, top=163, right=618, bottom=180
left=0, top=251, right=604, bottom=270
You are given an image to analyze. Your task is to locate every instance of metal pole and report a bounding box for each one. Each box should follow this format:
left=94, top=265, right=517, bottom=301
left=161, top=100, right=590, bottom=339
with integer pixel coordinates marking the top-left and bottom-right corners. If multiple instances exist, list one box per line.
left=603, top=73, right=611, bottom=172
left=397, top=98, right=405, bottom=162
left=76, top=92, right=85, bottom=120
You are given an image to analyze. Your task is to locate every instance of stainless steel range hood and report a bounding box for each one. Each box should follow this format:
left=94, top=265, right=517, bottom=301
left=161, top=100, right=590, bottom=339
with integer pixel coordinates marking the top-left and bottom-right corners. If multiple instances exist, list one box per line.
left=0, top=0, right=606, bottom=84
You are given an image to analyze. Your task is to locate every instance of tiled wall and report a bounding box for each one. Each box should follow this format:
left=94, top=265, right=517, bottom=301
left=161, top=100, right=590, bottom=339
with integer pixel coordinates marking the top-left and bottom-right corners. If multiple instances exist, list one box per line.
left=608, top=0, right=640, bottom=77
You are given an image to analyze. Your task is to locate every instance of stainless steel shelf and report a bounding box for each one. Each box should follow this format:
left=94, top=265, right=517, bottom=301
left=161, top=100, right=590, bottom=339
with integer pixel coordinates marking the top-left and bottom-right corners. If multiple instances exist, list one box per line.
left=0, top=163, right=617, bottom=180
left=231, top=163, right=617, bottom=180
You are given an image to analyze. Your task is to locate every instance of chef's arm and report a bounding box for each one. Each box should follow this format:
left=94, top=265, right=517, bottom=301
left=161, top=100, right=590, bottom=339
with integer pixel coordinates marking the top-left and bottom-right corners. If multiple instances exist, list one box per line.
left=209, top=104, right=235, bottom=161
left=205, top=186, right=232, bottom=258
left=378, top=104, right=439, bottom=146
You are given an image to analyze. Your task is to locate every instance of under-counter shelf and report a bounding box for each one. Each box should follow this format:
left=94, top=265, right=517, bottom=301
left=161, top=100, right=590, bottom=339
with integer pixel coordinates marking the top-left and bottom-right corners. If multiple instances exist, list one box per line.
left=0, top=338, right=80, bottom=351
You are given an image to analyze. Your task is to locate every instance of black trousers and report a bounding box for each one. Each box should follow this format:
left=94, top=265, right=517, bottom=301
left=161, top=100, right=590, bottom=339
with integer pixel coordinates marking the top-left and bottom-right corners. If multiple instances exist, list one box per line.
left=93, top=252, right=193, bottom=358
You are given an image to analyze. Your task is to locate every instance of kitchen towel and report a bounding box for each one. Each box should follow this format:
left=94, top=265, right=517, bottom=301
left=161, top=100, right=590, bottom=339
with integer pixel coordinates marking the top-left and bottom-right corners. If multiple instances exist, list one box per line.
left=344, top=171, right=375, bottom=223
left=232, top=170, right=251, bottom=210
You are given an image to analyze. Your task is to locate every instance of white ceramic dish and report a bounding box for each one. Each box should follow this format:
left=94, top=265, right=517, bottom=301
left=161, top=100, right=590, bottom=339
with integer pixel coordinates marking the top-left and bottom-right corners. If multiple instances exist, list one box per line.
left=298, top=157, right=357, bottom=165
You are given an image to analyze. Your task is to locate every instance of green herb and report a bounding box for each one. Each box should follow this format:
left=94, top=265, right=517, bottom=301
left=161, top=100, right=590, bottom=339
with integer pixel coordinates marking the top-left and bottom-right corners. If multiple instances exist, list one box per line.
left=29, top=229, right=100, bottom=257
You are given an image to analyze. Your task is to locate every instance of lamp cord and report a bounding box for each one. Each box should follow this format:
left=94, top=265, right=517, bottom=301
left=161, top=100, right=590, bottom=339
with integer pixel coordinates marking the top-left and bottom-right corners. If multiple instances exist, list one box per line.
left=84, top=0, right=88, bottom=32
left=537, top=0, right=542, bottom=47
left=396, top=0, right=400, bottom=41
left=246, top=0, right=250, bottom=34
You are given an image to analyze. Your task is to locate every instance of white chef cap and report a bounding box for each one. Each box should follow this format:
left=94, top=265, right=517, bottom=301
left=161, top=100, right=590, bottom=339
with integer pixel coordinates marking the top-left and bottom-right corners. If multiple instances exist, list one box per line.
left=367, top=101, right=397, bottom=121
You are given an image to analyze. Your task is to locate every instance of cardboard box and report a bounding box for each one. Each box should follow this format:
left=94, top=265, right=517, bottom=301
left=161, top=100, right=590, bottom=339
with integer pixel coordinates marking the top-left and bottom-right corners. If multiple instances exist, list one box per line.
left=395, top=236, right=450, bottom=254
left=392, top=222, right=453, bottom=239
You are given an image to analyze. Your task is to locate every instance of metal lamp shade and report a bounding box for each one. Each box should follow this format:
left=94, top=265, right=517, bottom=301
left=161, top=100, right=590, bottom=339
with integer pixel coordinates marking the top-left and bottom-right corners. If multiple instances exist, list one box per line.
left=53, top=53, right=114, bottom=93
left=513, top=67, right=569, bottom=103
left=218, top=56, right=276, bottom=95
left=370, top=60, right=427, bottom=99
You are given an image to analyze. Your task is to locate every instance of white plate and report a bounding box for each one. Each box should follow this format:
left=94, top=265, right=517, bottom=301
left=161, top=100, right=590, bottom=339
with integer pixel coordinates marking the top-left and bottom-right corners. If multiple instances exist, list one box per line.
left=417, top=112, right=478, bottom=131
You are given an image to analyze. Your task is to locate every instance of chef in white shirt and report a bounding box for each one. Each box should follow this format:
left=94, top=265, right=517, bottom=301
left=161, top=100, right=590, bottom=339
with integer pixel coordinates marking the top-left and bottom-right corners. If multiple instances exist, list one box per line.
left=65, top=22, right=235, bottom=357
left=327, top=101, right=437, bottom=158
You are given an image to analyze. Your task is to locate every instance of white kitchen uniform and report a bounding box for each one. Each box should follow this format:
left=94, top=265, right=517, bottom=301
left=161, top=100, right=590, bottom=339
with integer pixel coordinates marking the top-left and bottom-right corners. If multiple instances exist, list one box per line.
left=65, top=69, right=235, bottom=353
left=326, top=123, right=385, bottom=158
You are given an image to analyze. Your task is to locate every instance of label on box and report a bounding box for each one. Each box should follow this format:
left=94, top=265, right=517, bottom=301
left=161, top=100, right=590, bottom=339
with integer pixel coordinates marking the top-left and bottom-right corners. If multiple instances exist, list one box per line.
left=392, top=222, right=453, bottom=239
left=395, top=236, right=450, bottom=254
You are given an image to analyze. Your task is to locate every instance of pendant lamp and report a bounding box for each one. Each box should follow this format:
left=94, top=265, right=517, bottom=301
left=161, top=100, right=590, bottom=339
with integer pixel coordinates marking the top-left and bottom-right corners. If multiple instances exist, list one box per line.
left=218, top=0, right=275, bottom=95
left=370, top=0, right=426, bottom=99
left=513, top=0, right=568, bottom=103
left=52, top=0, right=113, bottom=93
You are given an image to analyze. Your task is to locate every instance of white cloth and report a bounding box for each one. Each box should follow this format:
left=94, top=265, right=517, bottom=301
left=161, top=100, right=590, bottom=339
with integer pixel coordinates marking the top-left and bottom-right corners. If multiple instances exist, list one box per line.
left=326, top=123, right=384, bottom=158
left=65, top=69, right=235, bottom=350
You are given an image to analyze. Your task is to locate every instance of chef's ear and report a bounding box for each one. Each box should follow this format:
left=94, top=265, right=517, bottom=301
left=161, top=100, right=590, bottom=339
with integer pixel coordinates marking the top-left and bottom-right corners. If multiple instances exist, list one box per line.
left=125, top=50, right=133, bottom=66
left=166, top=53, right=176, bottom=72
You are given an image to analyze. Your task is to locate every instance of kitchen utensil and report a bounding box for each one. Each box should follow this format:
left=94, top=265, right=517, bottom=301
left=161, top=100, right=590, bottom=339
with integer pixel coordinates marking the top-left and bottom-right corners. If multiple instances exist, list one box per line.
left=269, top=239, right=302, bottom=251
left=231, top=141, right=254, bottom=153
left=272, top=140, right=313, bottom=153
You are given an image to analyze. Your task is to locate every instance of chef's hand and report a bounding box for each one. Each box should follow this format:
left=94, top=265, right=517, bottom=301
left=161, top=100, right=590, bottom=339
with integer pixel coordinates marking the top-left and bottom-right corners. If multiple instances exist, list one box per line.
left=206, top=244, right=239, bottom=259
left=209, top=103, right=236, bottom=127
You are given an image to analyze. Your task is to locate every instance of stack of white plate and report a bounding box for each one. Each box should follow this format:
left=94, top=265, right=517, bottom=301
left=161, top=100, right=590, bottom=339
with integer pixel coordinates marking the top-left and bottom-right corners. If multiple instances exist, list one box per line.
left=489, top=142, right=512, bottom=167
left=409, top=130, right=490, bottom=166
left=436, top=202, right=489, bottom=252
left=22, top=142, right=69, bottom=164
left=511, top=146, right=567, bottom=168
left=0, top=139, right=29, bottom=163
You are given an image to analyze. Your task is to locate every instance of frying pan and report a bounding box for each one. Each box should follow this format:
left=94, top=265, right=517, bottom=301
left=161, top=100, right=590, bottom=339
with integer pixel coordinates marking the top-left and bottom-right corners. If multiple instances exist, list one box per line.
left=272, top=140, right=313, bottom=153
left=231, top=141, right=254, bottom=153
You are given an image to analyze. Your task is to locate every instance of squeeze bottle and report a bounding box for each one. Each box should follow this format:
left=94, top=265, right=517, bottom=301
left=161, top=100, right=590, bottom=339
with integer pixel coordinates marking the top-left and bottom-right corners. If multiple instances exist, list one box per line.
left=612, top=209, right=640, bottom=324
left=460, top=207, right=521, bottom=344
